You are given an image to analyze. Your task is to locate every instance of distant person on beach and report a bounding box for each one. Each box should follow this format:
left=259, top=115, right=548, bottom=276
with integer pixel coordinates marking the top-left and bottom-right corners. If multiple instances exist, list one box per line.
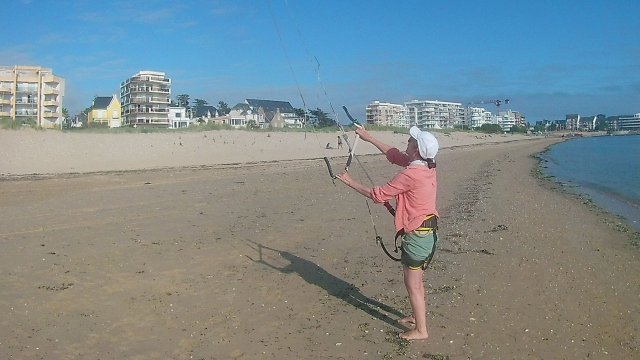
left=337, top=136, right=343, bottom=149
left=335, top=125, right=439, bottom=341
left=325, top=142, right=333, bottom=149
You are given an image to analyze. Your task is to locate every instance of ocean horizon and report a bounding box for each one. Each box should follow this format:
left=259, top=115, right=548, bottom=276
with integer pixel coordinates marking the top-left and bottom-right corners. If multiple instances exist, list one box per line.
left=539, top=134, right=640, bottom=232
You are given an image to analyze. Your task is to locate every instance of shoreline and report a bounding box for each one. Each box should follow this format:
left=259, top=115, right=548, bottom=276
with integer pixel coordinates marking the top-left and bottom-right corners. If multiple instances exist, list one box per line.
left=1, top=134, right=638, bottom=358
left=537, top=135, right=640, bottom=232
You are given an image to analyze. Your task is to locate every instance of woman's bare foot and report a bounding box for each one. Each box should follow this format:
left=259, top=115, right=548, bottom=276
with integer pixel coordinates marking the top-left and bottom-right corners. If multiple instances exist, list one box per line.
left=399, top=329, right=429, bottom=340
left=397, top=314, right=416, bottom=324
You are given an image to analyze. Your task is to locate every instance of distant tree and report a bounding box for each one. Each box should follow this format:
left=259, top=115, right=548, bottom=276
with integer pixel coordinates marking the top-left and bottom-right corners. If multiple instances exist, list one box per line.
left=510, top=125, right=527, bottom=133
left=246, top=119, right=258, bottom=129
left=479, top=123, right=503, bottom=133
left=309, top=108, right=333, bottom=127
left=294, top=108, right=308, bottom=125
left=194, top=99, right=208, bottom=107
left=533, top=125, right=546, bottom=133
left=176, top=94, right=190, bottom=109
left=548, top=123, right=557, bottom=131
left=217, top=101, right=231, bottom=115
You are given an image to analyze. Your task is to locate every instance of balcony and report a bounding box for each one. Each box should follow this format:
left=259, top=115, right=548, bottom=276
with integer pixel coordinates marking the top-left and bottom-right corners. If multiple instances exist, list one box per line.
left=0, top=111, right=10, bottom=117
left=43, top=88, right=59, bottom=95
left=131, top=97, right=170, bottom=104
left=129, top=119, right=170, bottom=127
left=130, top=87, right=170, bottom=93
left=0, top=99, right=11, bottom=105
left=16, top=88, right=38, bottom=94
left=15, top=111, right=37, bottom=116
left=131, top=76, right=171, bottom=84
left=44, top=112, right=60, bottom=118
left=0, top=86, right=12, bottom=93
left=125, top=108, right=169, bottom=114
left=15, top=99, right=37, bottom=105
left=43, top=100, right=59, bottom=106
left=42, top=75, right=60, bottom=84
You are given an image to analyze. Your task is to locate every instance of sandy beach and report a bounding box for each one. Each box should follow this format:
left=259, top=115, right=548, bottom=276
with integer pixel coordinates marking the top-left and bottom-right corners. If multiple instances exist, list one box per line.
left=1, top=129, right=638, bottom=359
left=0, top=129, right=529, bottom=177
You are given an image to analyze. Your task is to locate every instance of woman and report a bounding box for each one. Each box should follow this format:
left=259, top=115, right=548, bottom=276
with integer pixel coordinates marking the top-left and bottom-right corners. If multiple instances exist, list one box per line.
left=335, top=125, right=438, bottom=340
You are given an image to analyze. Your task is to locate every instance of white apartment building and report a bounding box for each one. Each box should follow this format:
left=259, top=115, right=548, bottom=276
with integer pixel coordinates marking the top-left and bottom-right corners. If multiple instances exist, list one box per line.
left=405, top=100, right=464, bottom=129
left=466, top=106, right=495, bottom=128
left=365, top=101, right=408, bottom=127
left=0, top=65, right=65, bottom=128
left=498, top=109, right=520, bottom=131
left=120, top=71, right=171, bottom=127
left=616, top=114, right=640, bottom=131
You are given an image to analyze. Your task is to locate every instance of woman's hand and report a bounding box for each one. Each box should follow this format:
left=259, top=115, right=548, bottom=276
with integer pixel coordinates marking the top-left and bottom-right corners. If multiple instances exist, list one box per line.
left=355, top=126, right=375, bottom=143
left=336, top=171, right=373, bottom=199
left=335, top=171, right=354, bottom=187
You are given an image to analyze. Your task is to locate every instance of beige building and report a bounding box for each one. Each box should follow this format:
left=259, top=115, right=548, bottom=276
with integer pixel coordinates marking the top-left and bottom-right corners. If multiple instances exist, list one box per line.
left=365, top=101, right=408, bottom=127
left=120, top=71, right=171, bottom=127
left=0, top=65, right=65, bottom=128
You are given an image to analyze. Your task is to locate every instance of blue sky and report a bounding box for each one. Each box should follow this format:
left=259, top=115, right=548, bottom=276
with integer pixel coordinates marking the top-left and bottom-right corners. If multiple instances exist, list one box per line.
left=2, top=0, right=639, bottom=123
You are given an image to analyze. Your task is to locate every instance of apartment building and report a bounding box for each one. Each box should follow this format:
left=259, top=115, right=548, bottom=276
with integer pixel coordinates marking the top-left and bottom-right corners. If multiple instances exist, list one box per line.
left=365, top=101, right=408, bottom=127
left=616, top=114, right=640, bottom=131
left=0, top=65, right=65, bottom=128
left=404, top=100, right=464, bottom=129
left=498, top=109, right=524, bottom=131
left=120, top=71, right=171, bottom=127
left=566, top=114, right=580, bottom=131
left=512, top=110, right=526, bottom=127
left=466, top=106, right=494, bottom=128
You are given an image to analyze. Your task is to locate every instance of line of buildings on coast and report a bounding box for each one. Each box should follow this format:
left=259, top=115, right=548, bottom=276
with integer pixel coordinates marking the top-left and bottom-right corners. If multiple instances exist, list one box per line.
left=365, top=100, right=526, bottom=131
left=536, top=114, right=640, bottom=132
left=4, top=65, right=638, bottom=132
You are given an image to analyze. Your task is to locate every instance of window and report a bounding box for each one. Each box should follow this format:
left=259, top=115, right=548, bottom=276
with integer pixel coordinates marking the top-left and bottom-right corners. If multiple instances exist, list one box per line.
left=98, top=110, right=106, bottom=118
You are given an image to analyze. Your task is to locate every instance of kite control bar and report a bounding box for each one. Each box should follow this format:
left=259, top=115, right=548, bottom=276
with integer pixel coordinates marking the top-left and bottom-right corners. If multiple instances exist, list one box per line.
left=323, top=106, right=362, bottom=182
left=323, top=156, right=336, bottom=184
left=342, top=106, right=362, bottom=127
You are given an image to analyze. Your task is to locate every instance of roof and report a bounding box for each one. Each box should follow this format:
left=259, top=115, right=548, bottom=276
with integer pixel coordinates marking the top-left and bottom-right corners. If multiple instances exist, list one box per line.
left=246, top=99, right=295, bottom=113
left=193, top=105, right=218, bottom=118
left=91, top=96, right=113, bottom=110
left=232, top=103, right=251, bottom=111
left=74, top=112, right=88, bottom=121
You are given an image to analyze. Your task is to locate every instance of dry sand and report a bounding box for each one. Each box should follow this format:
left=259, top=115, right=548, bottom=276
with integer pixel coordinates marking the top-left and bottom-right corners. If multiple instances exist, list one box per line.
left=0, top=129, right=638, bottom=359
left=0, top=128, right=528, bottom=176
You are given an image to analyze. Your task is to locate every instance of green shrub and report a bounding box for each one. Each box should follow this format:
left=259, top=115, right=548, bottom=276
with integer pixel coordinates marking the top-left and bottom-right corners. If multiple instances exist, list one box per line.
left=479, top=124, right=504, bottom=133
left=0, top=116, right=38, bottom=129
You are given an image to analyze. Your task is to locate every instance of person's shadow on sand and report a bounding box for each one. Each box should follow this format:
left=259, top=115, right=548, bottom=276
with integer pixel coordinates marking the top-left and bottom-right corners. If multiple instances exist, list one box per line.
left=245, top=241, right=408, bottom=330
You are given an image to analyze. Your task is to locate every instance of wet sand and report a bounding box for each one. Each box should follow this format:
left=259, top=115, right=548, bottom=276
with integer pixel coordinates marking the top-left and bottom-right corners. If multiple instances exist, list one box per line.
left=0, top=130, right=639, bottom=359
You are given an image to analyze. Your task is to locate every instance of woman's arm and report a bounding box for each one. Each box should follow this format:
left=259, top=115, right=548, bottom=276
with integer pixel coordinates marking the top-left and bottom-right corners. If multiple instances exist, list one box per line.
left=356, top=127, right=391, bottom=155
left=335, top=172, right=372, bottom=199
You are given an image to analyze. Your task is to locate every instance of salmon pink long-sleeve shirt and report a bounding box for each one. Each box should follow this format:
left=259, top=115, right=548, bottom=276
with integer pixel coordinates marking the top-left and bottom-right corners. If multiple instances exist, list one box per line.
left=370, top=148, right=438, bottom=233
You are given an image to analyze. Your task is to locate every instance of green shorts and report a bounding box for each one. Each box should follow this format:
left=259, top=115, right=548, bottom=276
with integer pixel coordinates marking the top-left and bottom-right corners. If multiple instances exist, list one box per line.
left=400, top=229, right=438, bottom=270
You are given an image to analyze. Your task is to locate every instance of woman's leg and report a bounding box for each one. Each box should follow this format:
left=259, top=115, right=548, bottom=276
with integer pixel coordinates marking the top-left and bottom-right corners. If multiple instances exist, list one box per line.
left=399, top=266, right=429, bottom=340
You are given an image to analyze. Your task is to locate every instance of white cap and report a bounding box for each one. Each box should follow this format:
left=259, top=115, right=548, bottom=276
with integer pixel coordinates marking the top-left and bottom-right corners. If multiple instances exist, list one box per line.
left=409, top=126, right=439, bottom=160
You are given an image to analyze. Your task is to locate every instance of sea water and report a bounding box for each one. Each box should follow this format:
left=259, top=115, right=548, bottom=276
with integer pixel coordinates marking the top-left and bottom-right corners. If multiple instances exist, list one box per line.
left=539, top=134, right=640, bottom=231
